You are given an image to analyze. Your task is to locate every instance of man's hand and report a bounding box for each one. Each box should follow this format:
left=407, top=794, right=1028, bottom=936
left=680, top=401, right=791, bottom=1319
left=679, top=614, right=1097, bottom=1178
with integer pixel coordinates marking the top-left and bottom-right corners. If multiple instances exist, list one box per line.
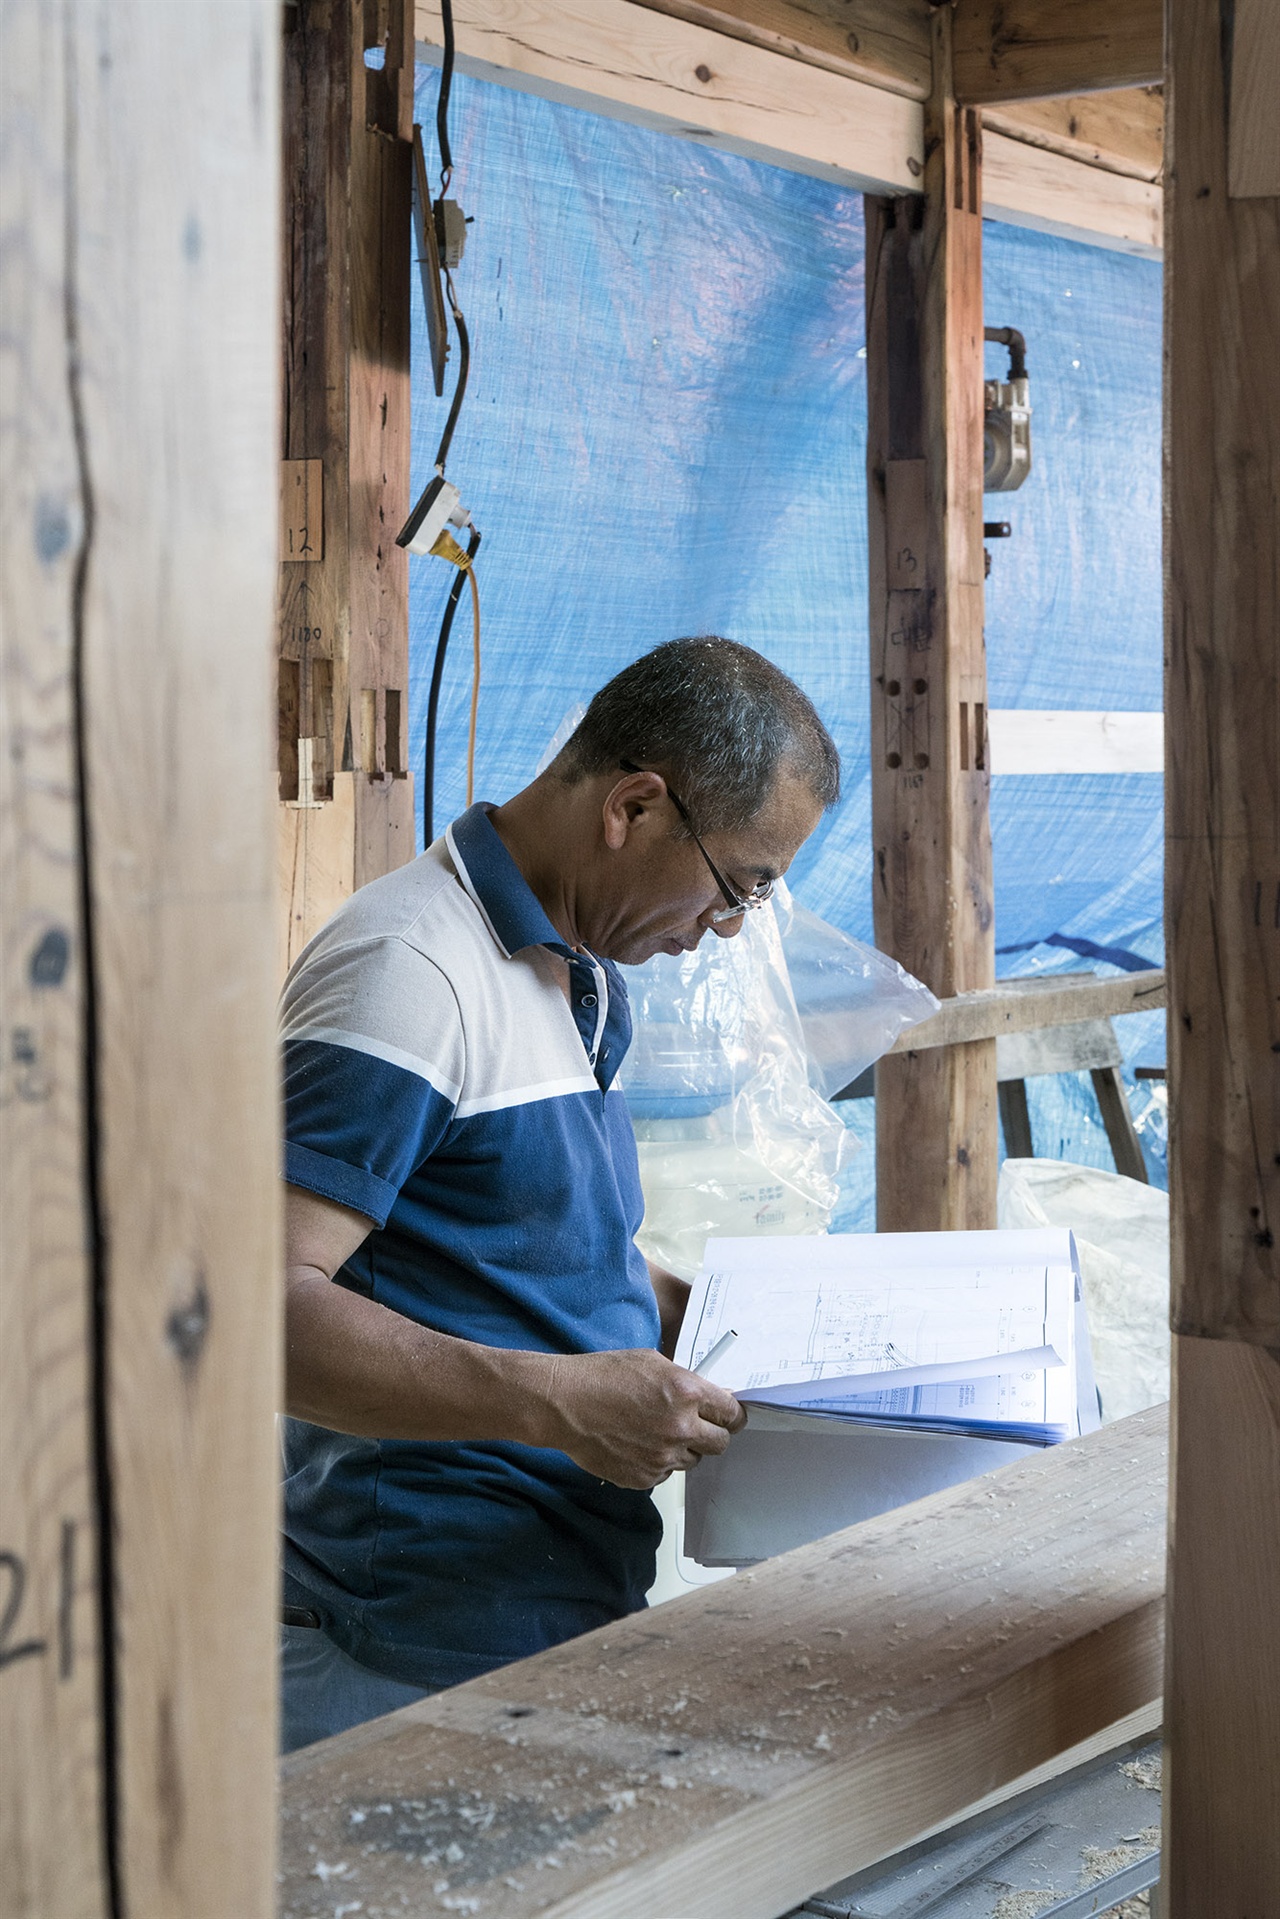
left=539, top=1348, right=746, bottom=1490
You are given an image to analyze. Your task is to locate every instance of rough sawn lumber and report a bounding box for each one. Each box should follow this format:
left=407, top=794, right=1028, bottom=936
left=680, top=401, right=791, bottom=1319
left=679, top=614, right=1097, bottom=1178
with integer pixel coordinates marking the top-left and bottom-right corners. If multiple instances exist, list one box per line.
left=279, top=1408, right=1166, bottom=1919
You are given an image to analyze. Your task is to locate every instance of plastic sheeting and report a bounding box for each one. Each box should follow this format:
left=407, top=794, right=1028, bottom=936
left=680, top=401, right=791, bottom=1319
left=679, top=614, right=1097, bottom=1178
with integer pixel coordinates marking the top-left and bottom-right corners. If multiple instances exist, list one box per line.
left=999, top=1158, right=1170, bottom=1421
left=408, top=66, right=1167, bottom=1224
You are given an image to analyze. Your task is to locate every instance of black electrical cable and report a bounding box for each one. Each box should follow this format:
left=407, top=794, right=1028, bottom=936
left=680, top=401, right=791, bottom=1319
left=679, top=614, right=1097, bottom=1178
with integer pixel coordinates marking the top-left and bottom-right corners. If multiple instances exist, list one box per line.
left=436, top=0, right=456, bottom=190
left=423, top=525, right=482, bottom=844
left=433, top=269, right=470, bottom=474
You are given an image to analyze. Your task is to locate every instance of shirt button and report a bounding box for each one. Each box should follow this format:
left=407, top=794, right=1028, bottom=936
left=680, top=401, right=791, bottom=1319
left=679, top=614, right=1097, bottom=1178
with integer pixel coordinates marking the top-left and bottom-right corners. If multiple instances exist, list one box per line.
left=580, top=992, right=598, bottom=1007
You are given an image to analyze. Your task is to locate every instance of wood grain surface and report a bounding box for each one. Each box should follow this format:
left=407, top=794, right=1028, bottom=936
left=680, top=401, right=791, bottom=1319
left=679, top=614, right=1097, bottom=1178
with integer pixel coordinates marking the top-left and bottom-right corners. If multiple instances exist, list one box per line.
left=887, top=969, right=1167, bottom=1053
left=415, top=0, right=923, bottom=191
left=953, top=0, right=1163, bottom=105
left=0, top=3, right=109, bottom=1908
left=1163, top=0, right=1280, bottom=1905
left=0, top=4, right=281, bottom=1915
left=866, top=9, right=997, bottom=1233
left=280, top=0, right=416, bottom=975
left=627, top=0, right=933, bottom=100
left=279, top=1409, right=1167, bottom=1919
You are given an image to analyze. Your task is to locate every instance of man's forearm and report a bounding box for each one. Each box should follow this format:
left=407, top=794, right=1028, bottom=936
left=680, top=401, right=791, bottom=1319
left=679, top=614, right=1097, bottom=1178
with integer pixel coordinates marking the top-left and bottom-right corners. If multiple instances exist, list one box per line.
left=286, top=1268, right=555, bottom=1446
left=285, top=1267, right=745, bottom=1491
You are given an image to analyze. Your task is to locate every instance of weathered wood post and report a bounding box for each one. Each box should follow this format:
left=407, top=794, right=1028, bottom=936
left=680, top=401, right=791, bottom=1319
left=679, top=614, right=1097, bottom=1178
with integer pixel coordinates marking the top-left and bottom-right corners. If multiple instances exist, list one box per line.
left=866, top=5, right=998, bottom=1231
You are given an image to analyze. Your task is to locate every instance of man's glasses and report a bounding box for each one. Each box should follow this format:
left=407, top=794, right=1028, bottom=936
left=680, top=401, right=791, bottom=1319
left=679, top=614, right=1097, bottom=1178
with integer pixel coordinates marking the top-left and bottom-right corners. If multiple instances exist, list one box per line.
left=619, top=759, right=775, bottom=924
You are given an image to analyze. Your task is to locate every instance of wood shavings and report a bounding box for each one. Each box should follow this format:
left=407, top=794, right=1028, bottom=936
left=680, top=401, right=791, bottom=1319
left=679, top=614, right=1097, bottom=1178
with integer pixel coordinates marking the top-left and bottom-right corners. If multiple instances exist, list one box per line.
left=992, top=1891, right=1061, bottom=1918
left=1082, top=1841, right=1149, bottom=1881
left=1120, top=1752, right=1162, bottom=1791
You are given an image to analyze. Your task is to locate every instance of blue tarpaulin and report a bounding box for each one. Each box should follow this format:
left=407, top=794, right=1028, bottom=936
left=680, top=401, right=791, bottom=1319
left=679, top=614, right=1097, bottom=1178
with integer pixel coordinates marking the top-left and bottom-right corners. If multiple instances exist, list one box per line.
left=408, top=67, right=1167, bottom=1220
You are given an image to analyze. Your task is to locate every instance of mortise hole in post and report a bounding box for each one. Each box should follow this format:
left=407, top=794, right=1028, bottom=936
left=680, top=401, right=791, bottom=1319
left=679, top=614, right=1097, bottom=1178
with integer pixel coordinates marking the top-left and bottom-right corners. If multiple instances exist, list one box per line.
left=886, top=751, right=902, bottom=769
left=361, top=688, right=379, bottom=779
left=975, top=701, right=987, bottom=771
left=887, top=678, right=901, bottom=696
left=385, top=688, right=406, bottom=778
left=278, top=660, right=301, bottom=801
left=959, top=700, right=970, bottom=772
left=311, top=658, right=334, bottom=800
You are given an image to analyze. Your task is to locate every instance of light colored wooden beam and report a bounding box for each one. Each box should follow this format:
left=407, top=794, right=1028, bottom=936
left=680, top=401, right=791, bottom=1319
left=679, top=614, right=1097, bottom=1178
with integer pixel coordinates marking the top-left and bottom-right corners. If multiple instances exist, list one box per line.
left=886, top=969, right=1166, bottom=1053
left=867, top=10, right=998, bottom=1233
left=628, top=0, right=932, bottom=100
left=983, top=126, right=1162, bottom=257
left=953, top=0, right=1163, bottom=105
left=415, top=0, right=922, bottom=192
left=1164, top=0, right=1280, bottom=1903
left=2, top=1, right=282, bottom=1913
left=278, top=1408, right=1167, bottom=1919
left=1, top=3, right=108, bottom=1905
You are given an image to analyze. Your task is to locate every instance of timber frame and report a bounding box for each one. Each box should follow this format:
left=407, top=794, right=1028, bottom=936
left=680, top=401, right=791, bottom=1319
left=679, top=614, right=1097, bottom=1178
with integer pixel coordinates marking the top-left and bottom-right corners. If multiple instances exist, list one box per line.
left=6, top=1, right=1280, bottom=1915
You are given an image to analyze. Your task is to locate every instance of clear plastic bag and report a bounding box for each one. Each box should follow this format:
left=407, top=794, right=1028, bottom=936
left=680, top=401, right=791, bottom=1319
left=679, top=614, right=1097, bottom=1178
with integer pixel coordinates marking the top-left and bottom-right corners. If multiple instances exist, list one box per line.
left=625, top=883, right=937, bottom=1278
left=781, top=898, right=940, bottom=1098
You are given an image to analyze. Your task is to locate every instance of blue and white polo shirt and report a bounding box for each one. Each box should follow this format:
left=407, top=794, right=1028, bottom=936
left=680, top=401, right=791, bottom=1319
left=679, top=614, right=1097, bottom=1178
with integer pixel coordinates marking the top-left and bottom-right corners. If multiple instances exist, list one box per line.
left=280, top=803, right=662, bottom=1690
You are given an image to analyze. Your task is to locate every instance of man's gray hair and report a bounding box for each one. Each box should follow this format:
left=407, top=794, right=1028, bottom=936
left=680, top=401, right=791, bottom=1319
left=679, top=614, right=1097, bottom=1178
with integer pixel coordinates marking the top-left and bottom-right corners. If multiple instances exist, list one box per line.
left=554, top=636, right=840, bottom=836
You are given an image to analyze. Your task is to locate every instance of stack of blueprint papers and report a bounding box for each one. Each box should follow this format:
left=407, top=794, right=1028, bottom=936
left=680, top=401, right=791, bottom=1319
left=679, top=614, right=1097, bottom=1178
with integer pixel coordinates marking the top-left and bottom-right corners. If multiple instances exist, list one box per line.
left=674, top=1228, right=1090, bottom=1446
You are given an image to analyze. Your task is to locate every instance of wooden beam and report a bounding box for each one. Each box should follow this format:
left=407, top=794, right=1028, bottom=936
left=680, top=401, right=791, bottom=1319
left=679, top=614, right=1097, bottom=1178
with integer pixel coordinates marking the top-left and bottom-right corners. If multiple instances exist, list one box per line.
left=982, top=126, right=1162, bottom=256
left=1, top=3, right=108, bottom=1905
left=278, top=1408, right=1167, bottom=1919
left=1165, top=1339, right=1280, bottom=1908
left=415, top=0, right=922, bottom=192
left=887, top=969, right=1167, bottom=1053
left=2, top=2, right=281, bottom=1913
left=953, top=0, right=1163, bottom=105
left=417, top=0, right=1165, bottom=256
left=279, top=0, right=417, bottom=974
left=627, top=0, right=932, bottom=100
left=866, top=10, right=997, bottom=1233
left=1164, top=0, right=1280, bottom=1905
left=985, top=87, right=1163, bottom=184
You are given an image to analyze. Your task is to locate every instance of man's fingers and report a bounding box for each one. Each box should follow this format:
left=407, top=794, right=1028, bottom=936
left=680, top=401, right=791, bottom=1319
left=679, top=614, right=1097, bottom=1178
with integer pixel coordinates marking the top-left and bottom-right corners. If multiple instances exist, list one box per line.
left=694, top=1380, right=746, bottom=1433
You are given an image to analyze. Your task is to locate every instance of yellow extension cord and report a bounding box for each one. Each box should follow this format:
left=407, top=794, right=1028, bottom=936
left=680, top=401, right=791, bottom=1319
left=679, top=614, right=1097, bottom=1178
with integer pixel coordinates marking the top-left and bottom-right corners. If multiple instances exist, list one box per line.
left=430, top=527, right=482, bottom=806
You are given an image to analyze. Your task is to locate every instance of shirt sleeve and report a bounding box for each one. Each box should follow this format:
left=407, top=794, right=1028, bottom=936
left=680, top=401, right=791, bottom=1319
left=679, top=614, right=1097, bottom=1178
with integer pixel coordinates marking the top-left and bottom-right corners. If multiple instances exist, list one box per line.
left=280, top=931, right=465, bottom=1226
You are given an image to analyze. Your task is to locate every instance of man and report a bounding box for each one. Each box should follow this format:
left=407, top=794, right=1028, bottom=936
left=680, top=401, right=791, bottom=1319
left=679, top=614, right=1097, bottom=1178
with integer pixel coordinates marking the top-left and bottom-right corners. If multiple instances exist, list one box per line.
left=280, top=636, right=840, bottom=1750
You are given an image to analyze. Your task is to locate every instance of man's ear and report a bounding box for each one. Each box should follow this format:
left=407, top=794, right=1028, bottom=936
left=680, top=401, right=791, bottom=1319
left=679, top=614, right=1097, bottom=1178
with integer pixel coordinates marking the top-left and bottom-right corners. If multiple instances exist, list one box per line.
left=601, top=769, right=667, bottom=852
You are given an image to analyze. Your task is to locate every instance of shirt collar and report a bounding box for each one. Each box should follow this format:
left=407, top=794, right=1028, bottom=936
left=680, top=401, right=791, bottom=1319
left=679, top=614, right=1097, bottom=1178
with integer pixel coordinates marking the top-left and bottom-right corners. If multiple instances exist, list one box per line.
left=445, top=803, right=576, bottom=961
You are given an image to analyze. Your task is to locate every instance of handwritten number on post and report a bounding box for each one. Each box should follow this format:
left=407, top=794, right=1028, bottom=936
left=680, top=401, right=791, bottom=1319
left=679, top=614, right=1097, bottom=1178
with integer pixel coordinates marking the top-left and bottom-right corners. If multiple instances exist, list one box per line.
left=0, top=1552, right=48, bottom=1669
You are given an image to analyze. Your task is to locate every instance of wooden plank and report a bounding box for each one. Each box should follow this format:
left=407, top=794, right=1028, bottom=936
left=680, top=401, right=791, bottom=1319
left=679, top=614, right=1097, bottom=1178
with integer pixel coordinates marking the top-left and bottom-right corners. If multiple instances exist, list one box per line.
left=952, top=0, right=1163, bottom=105
left=1228, top=0, right=1280, bottom=199
left=982, top=127, right=1163, bottom=257
left=0, top=1, right=108, bottom=1907
left=867, top=8, right=997, bottom=1233
left=985, top=87, right=1163, bottom=184
left=414, top=0, right=923, bottom=193
left=280, top=0, right=416, bottom=973
left=1091, top=1065, right=1148, bottom=1182
left=997, top=1016, right=1121, bottom=1079
left=887, top=969, right=1167, bottom=1053
left=1164, top=1337, right=1280, bottom=1910
left=987, top=709, right=1165, bottom=774
left=1166, top=0, right=1280, bottom=1350
left=1164, top=0, right=1280, bottom=1902
left=278, top=1408, right=1167, bottom=1919
left=627, top=0, right=932, bottom=100
left=68, top=3, right=282, bottom=1913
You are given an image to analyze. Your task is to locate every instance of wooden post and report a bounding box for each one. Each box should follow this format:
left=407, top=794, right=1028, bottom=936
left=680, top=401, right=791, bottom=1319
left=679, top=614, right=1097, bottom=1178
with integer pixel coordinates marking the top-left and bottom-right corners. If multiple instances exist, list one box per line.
left=279, top=0, right=415, bottom=973
left=866, top=6, right=997, bottom=1232
left=1, top=3, right=281, bottom=1914
left=1163, top=0, right=1280, bottom=1906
